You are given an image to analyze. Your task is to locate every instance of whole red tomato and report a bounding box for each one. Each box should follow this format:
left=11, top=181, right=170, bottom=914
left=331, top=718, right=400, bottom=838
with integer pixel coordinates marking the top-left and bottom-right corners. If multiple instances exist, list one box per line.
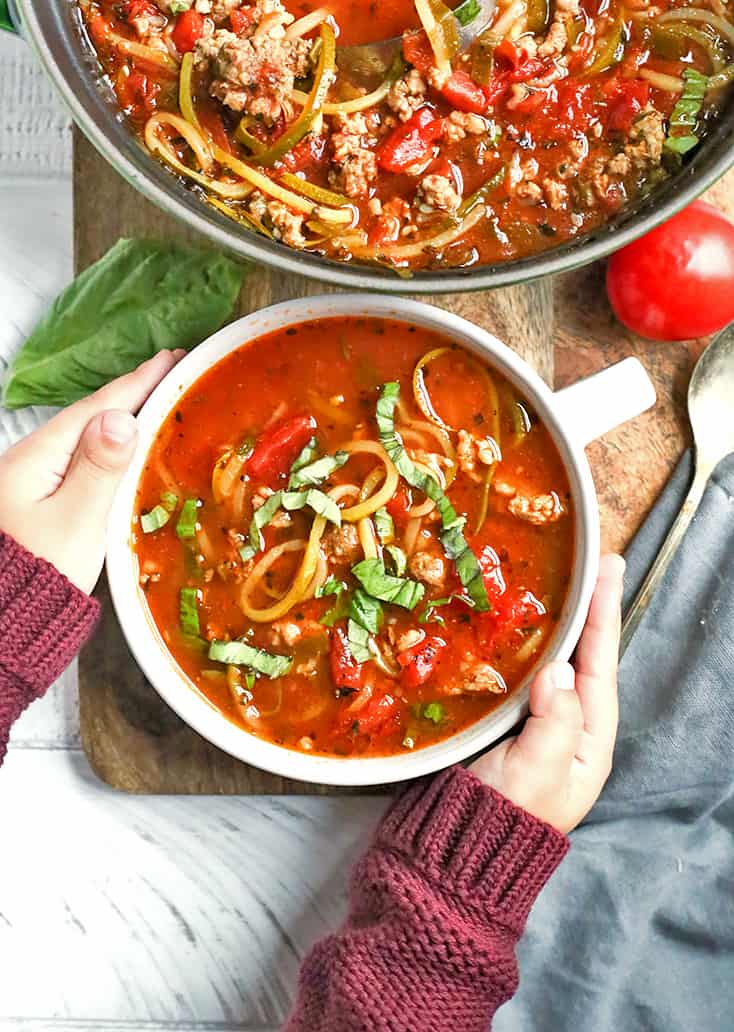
left=606, top=201, right=734, bottom=341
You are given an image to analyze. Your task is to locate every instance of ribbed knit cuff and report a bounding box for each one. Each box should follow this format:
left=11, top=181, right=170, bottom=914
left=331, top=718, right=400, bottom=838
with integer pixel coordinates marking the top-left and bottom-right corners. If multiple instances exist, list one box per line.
left=0, top=531, right=100, bottom=701
left=377, top=765, right=569, bottom=935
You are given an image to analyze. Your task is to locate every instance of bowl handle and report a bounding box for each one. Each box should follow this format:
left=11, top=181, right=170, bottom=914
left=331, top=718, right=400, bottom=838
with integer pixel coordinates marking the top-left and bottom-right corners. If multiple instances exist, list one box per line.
left=553, top=357, right=656, bottom=448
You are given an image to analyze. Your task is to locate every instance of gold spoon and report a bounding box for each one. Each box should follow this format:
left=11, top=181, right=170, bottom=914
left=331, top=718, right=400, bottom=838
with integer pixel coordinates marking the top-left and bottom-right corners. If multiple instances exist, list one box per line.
left=621, top=323, right=734, bottom=655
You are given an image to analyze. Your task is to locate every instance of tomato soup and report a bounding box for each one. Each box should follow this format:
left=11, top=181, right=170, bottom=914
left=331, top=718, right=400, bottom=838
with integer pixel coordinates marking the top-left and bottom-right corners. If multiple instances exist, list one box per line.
left=133, top=317, right=574, bottom=757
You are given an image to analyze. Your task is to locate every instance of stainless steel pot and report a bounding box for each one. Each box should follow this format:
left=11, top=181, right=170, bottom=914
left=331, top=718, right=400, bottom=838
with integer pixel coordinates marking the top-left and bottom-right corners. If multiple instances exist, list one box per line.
left=5, top=0, right=734, bottom=292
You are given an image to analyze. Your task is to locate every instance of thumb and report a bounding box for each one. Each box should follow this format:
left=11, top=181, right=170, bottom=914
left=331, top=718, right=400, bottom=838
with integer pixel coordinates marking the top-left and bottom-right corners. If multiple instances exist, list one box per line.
left=59, top=409, right=138, bottom=517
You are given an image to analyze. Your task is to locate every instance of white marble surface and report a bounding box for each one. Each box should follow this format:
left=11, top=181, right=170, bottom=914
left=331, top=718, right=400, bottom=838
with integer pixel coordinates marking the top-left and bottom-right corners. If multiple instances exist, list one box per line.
left=0, top=30, right=384, bottom=1030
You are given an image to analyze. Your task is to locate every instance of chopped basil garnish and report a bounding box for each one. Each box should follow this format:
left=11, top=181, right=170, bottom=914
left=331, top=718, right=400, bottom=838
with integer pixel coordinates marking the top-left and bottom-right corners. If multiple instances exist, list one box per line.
left=281, top=489, right=341, bottom=526
left=249, top=487, right=341, bottom=551
left=288, top=449, right=348, bottom=489
left=349, top=588, right=384, bottom=634
left=289, top=436, right=320, bottom=477
left=179, top=587, right=201, bottom=637
left=374, top=506, right=395, bottom=545
left=245, top=670, right=256, bottom=692
left=320, top=590, right=350, bottom=627
left=347, top=619, right=372, bottom=663
left=161, top=491, right=179, bottom=512
left=385, top=544, right=407, bottom=577
left=208, top=639, right=292, bottom=678
left=239, top=543, right=256, bottom=562
left=377, top=382, right=490, bottom=612
left=454, top=0, right=481, bottom=25
left=249, top=490, right=284, bottom=550
left=169, top=0, right=193, bottom=11
left=422, top=701, right=446, bottom=724
left=419, top=593, right=475, bottom=625
left=665, top=69, right=708, bottom=156
left=352, top=557, right=424, bottom=610
left=316, top=577, right=345, bottom=598
left=140, top=504, right=171, bottom=534
left=175, top=497, right=199, bottom=540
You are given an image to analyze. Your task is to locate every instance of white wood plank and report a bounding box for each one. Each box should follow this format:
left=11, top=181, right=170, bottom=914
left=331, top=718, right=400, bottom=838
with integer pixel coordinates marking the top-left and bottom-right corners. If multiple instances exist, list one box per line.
left=0, top=750, right=384, bottom=1027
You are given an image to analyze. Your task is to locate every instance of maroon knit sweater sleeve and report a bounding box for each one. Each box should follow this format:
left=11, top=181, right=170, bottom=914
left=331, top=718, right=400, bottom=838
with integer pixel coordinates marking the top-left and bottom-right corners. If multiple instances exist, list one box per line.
left=0, top=532, right=100, bottom=763
left=286, top=764, right=569, bottom=1032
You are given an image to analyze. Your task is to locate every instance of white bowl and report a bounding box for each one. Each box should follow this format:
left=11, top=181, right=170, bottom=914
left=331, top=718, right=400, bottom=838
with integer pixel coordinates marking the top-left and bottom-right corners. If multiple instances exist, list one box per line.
left=106, top=294, right=655, bottom=786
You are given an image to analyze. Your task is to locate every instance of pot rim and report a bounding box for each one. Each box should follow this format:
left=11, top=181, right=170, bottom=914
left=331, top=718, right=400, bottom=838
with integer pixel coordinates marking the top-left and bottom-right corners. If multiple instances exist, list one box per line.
left=15, top=0, right=734, bottom=292
left=105, top=294, right=599, bottom=786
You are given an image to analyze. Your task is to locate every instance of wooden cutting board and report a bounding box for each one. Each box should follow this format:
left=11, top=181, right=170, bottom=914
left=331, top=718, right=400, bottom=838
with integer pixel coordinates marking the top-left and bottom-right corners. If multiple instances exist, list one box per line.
left=75, top=128, right=730, bottom=794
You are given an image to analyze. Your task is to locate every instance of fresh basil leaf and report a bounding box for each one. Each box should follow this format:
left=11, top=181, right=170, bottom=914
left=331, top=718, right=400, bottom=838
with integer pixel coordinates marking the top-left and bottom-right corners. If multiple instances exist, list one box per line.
left=175, top=498, right=199, bottom=540
left=316, top=577, right=345, bottom=598
left=140, top=504, right=171, bottom=534
left=179, top=587, right=201, bottom=637
left=422, top=701, right=446, bottom=724
left=347, top=619, right=372, bottom=664
left=352, top=557, right=424, bottom=610
left=665, top=68, right=708, bottom=156
left=282, top=489, right=341, bottom=526
left=249, top=490, right=283, bottom=551
left=320, top=590, right=350, bottom=627
left=2, top=239, right=244, bottom=409
left=374, top=506, right=395, bottom=545
left=239, top=543, right=256, bottom=562
left=377, top=382, right=490, bottom=612
left=385, top=544, right=407, bottom=577
left=289, top=437, right=320, bottom=478
left=288, top=449, right=349, bottom=489
left=160, top=491, right=179, bottom=512
left=349, top=588, right=384, bottom=634
left=208, top=639, right=292, bottom=677
left=454, top=0, right=481, bottom=25
left=419, top=593, right=475, bottom=625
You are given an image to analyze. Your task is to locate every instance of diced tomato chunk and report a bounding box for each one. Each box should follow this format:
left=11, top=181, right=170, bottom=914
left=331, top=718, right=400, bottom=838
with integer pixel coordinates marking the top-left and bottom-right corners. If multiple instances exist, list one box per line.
left=230, top=6, right=256, bottom=34
left=348, top=691, right=399, bottom=735
left=604, top=79, right=651, bottom=133
left=247, top=414, right=317, bottom=482
left=386, top=485, right=412, bottom=523
left=476, top=545, right=506, bottom=602
left=438, top=70, right=490, bottom=114
left=124, top=0, right=158, bottom=21
left=376, top=106, right=443, bottom=174
left=330, top=627, right=365, bottom=693
left=494, top=39, right=548, bottom=82
left=116, top=69, right=160, bottom=118
left=171, top=9, right=205, bottom=53
left=397, top=635, right=447, bottom=688
left=402, top=29, right=435, bottom=74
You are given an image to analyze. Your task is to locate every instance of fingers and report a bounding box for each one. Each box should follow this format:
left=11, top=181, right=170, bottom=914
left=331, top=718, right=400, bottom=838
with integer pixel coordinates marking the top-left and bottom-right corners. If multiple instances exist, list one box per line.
left=53, top=408, right=138, bottom=531
left=511, top=661, right=584, bottom=774
left=23, top=350, right=184, bottom=465
left=573, top=553, right=624, bottom=760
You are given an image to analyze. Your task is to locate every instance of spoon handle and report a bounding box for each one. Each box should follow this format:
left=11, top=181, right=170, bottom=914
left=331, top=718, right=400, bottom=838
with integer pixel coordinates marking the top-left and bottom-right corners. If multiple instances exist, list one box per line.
left=620, top=464, right=710, bottom=657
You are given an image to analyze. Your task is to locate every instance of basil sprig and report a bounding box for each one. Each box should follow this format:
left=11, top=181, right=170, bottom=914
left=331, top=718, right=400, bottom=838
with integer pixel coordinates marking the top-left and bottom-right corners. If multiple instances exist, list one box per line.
left=289, top=449, right=349, bottom=489
left=208, top=639, right=293, bottom=678
left=179, top=587, right=201, bottom=637
left=664, top=68, right=708, bottom=156
left=352, top=557, right=424, bottom=610
left=175, top=498, right=199, bottom=540
left=376, top=382, right=490, bottom=612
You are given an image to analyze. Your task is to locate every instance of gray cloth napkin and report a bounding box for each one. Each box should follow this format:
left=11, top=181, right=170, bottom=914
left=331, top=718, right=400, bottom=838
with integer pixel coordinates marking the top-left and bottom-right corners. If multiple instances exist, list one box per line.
left=494, top=451, right=734, bottom=1032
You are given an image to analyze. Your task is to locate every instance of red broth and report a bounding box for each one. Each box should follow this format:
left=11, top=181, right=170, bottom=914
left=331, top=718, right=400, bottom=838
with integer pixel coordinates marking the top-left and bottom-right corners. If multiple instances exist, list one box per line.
left=133, top=317, right=574, bottom=757
left=79, top=0, right=733, bottom=273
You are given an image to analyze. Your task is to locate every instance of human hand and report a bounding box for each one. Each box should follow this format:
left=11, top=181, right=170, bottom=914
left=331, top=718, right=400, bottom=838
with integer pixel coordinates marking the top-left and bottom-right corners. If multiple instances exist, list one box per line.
left=470, top=553, right=625, bottom=834
left=0, top=350, right=184, bottom=595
